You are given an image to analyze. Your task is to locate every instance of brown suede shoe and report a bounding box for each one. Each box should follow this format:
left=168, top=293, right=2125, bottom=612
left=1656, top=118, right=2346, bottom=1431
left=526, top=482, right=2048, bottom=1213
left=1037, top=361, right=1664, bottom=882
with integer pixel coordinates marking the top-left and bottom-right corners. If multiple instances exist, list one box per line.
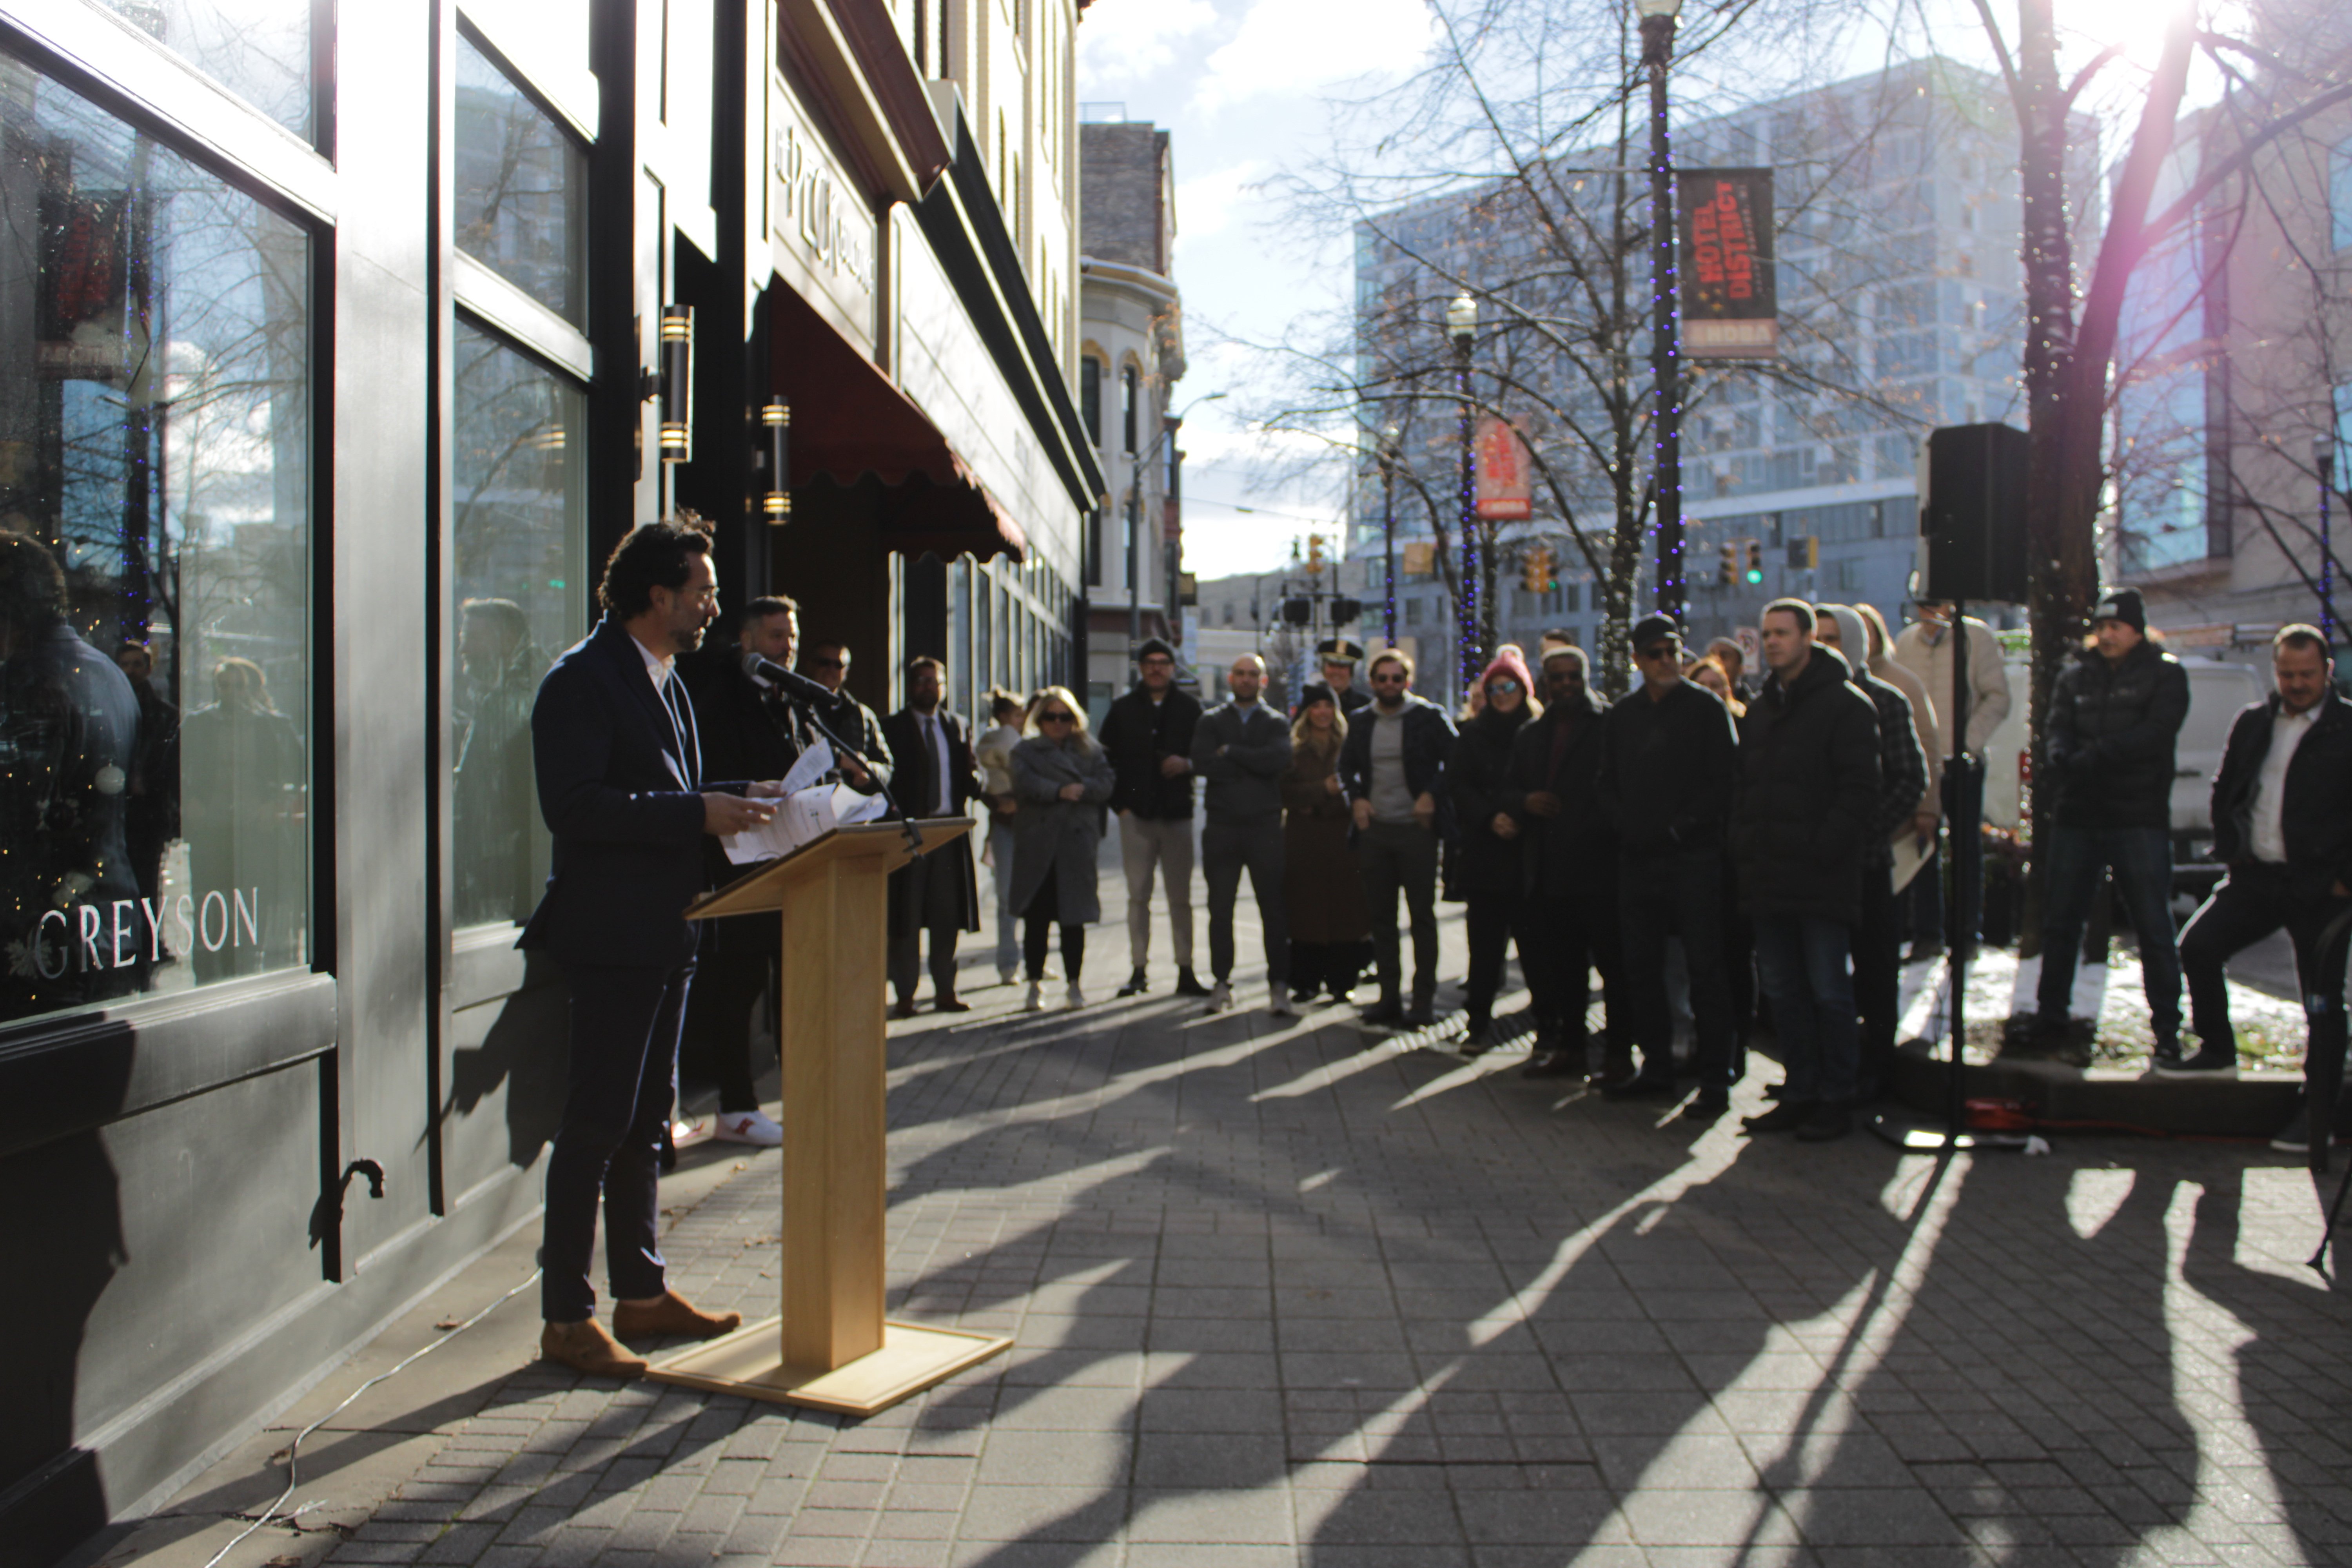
left=612, top=1290, right=743, bottom=1341
left=540, top=1319, right=648, bottom=1379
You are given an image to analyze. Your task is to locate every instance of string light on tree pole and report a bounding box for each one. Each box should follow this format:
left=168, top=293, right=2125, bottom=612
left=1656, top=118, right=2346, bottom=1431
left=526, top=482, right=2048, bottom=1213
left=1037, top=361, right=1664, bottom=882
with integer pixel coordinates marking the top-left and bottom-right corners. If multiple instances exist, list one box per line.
left=1378, top=423, right=1401, bottom=644
left=1638, top=0, right=1685, bottom=621
left=1447, top=289, right=1480, bottom=699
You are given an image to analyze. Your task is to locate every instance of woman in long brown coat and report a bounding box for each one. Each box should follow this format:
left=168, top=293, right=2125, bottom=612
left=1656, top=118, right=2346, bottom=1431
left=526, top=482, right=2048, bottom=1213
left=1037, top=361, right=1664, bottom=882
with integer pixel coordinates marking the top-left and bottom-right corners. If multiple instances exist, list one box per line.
left=1281, top=684, right=1371, bottom=1004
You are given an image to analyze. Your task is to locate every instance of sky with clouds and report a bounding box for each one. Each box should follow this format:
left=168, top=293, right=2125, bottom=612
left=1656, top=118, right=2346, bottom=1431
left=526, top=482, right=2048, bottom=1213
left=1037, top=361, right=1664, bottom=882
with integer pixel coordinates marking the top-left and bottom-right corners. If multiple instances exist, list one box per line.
left=1076, top=0, right=1444, bottom=582
left=1081, top=0, right=2205, bottom=582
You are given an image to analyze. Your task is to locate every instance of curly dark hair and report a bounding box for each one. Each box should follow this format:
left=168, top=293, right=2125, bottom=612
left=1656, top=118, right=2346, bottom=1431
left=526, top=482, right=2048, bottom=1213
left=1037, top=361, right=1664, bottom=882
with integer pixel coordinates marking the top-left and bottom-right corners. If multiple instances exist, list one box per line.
left=598, top=514, right=713, bottom=620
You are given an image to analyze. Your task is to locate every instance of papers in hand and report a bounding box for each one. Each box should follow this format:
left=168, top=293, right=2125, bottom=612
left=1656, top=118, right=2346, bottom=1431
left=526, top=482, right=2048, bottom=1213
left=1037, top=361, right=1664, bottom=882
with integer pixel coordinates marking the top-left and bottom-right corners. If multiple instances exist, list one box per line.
left=722, top=777, right=891, bottom=865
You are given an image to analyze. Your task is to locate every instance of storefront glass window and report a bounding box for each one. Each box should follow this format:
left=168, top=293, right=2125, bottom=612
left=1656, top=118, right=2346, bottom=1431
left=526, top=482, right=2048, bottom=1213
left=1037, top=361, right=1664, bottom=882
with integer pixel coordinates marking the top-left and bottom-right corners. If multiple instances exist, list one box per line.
left=92, top=0, right=316, bottom=142
left=450, top=320, right=584, bottom=930
left=1, top=63, right=312, bottom=1026
left=454, top=33, right=587, bottom=327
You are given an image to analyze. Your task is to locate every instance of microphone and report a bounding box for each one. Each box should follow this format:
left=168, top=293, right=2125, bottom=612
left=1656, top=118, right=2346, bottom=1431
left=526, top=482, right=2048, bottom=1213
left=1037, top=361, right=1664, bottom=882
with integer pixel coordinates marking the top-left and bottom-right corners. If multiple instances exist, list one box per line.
left=746, top=655, right=853, bottom=716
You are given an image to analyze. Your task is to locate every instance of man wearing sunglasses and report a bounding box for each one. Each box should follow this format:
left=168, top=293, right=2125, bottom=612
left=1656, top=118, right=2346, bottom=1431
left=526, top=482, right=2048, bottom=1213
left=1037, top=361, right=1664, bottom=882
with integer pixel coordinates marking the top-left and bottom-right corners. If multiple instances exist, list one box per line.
left=1595, top=614, right=1740, bottom=1115
left=1338, top=649, right=1457, bottom=1027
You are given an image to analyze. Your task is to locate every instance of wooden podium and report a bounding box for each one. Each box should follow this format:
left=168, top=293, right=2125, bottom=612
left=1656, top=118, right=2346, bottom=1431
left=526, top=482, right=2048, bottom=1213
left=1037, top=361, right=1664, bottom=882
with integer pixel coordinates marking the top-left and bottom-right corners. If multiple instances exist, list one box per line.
left=645, top=817, right=1009, bottom=1415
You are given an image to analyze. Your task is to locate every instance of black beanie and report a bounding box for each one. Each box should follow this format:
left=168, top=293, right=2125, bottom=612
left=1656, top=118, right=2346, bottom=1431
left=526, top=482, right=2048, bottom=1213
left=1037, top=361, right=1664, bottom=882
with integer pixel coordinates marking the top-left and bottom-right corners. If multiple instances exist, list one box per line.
left=2091, top=587, right=2145, bottom=635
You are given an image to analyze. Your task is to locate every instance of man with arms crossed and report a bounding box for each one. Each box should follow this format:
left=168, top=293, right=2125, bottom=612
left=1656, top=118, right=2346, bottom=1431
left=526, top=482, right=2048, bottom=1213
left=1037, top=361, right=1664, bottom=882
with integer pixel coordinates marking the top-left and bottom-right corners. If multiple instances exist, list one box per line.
left=1339, top=649, right=1455, bottom=1028
left=1192, top=654, right=1294, bottom=1015
left=523, top=518, right=780, bottom=1377
left=1099, top=637, right=1208, bottom=998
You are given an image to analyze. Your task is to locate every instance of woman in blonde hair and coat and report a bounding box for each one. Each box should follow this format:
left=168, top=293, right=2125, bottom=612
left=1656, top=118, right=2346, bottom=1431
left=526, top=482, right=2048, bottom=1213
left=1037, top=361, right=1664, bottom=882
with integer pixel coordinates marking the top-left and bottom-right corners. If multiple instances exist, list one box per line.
left=1008, top=686, right=1115, bottom=1012
left=1280, top=684, right=1371, bottom=1004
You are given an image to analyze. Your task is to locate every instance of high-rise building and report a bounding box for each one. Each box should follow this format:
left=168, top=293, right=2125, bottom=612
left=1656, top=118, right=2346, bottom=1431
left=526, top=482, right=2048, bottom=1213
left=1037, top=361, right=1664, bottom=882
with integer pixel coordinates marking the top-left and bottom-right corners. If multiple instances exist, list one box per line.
left=1351, top=58, right=2093, bottom=686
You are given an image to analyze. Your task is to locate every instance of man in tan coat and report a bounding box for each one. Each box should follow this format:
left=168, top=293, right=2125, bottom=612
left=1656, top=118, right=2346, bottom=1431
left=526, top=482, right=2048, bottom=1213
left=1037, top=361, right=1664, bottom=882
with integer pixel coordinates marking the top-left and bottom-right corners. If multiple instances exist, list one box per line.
left=1892, top=600, right=2012, bottom=958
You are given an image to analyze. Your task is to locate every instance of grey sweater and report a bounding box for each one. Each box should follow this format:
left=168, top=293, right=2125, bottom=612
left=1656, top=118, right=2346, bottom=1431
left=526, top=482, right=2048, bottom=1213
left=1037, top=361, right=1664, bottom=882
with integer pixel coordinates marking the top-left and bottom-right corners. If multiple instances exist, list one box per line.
left=1190, top=700, right=1292, bottom=820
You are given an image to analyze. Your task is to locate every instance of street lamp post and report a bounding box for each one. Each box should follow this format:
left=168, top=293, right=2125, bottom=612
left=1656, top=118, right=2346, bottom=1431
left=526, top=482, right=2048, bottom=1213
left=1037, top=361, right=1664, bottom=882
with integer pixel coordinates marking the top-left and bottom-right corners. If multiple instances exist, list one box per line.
left=1447, top=290, right=1479, bottom=699
left=2318, top=430, right=2338, bottom=644
left=1378, top=423, right=1401, bottom=644
left=1638, top=0, right=1684, bottom=621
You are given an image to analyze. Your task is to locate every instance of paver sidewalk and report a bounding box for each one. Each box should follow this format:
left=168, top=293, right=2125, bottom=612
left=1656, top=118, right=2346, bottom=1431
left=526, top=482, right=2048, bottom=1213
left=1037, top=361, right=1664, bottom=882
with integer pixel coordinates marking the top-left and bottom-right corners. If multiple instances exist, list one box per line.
left=83, top=891, right=2352, bottom=1568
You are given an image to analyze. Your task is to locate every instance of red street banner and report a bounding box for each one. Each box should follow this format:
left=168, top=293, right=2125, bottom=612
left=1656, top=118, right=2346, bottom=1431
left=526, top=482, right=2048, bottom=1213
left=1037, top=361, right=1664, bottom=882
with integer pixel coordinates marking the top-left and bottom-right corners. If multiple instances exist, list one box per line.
left=1474, top=416, right=1531, bottom=521
left=1678, top=168, right=1777, bottom=360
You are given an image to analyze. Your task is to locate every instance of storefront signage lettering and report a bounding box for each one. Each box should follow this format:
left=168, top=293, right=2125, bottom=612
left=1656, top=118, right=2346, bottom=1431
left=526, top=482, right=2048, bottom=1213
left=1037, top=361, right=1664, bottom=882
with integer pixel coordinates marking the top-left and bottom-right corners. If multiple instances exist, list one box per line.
left=769, top=80, right=876, bottom=313
left=10, top=889, right=262, bottom=980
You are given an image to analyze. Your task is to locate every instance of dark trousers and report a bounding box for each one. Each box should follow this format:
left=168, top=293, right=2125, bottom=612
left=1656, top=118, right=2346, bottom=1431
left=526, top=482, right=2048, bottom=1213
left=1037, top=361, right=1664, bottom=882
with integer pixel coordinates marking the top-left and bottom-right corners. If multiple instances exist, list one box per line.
left=1520, top=892, right=1626, bottom=1066
left=543, top=960, right=692, bottom=1322
left=1464, top=890, right=1525, bottom=1027
left=2036, top=824, right=2180, bottom=1043
left=1290, top=940, right=1368, bottom=997
left=1020, top=869, right=1086, bottom=982
left=1620, top=849, right=1737, bottom=1087
left=1754, top=914, right=1858, bottom=1104
left=1853, top=864, right=1901, bottom=1099
left=890, top=854, right=965, bottom=1004
left=2181, top=865, right=2352, bottom=1096
left=680, top=948, right=768, bottom=1113
left=1358, top=820, right=1439, bottom=1002
left=1204, top=814, right=1287, bottom=985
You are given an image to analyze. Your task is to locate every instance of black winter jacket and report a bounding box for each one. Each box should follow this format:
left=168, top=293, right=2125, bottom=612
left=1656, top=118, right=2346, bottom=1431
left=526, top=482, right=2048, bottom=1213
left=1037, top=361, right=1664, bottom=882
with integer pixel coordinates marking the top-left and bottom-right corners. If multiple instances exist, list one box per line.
left=1339, top=695, right=1458, bottom=837
left=1448, top=704, right=1535, bottom=896
left=1731, top=647, right=1882, bottom=925
left=1595, top=678, right=1737, bottom=860
left=2045, top=639, right=2188, bottom=830
left=1099, top=684, right=1203, bottom=819
left=1851, top=668, right=1928, bottom=869
left=2210, top=689, right=2352, bottom=901
left=1507, top=690, right=1615, bottom=898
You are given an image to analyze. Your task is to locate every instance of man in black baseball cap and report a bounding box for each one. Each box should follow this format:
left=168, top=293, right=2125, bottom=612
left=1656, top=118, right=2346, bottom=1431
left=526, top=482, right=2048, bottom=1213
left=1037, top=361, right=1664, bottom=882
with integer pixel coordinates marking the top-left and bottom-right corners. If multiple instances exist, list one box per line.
left=1593, top=614, right=1742, bottom=1115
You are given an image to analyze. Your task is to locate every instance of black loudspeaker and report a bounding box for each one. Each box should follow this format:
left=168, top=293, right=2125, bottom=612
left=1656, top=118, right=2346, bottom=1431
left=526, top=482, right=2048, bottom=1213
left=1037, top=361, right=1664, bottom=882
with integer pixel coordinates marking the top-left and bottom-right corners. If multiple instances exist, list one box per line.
left=1918, top=422, right=2029, bottom=603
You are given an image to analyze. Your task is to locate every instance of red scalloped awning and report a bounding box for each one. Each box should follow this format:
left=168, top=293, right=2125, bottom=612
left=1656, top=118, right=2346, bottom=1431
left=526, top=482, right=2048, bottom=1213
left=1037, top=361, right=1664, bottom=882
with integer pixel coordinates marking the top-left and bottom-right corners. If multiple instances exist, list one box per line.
left=771, top=288, right=1025, bottom=563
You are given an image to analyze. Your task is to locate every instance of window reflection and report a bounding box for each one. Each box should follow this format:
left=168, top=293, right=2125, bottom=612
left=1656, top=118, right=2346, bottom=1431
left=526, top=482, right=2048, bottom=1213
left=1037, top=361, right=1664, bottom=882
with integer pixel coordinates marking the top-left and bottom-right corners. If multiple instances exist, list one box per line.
left=451, top=321, right=583, bottom=929
left=92, top=0, right=316, bottom=142
left=454, top=33, right=587, bottom=326
left=0, top=63, right=311, bottom=1024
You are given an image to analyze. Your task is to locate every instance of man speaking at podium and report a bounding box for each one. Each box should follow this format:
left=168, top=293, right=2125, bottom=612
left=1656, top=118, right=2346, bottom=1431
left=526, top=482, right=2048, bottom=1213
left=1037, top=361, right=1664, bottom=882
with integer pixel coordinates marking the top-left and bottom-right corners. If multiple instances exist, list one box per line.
left=521, top=517, right=783, bottom=1379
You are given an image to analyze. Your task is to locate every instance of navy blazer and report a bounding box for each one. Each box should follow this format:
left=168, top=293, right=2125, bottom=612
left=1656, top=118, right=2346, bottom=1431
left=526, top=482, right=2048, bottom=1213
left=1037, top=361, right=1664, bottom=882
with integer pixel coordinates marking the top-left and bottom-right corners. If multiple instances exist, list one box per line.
left=519, top=617, right=745, bottom=967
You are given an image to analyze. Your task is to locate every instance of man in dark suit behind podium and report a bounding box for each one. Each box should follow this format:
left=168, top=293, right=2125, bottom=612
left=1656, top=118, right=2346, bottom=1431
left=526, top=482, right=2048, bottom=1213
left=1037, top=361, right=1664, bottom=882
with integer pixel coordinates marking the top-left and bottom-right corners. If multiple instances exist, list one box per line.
left=881, top=656, right=984, bottom=1015
left=521, top=517, right=782, bottom=1379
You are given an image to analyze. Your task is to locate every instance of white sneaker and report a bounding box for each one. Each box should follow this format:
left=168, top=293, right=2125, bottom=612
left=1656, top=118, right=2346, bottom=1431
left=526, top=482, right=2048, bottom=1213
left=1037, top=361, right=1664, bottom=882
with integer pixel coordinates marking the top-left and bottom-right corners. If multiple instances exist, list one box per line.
left=1065, top=982, right=1087, bottom=1010
left=713, top=1109, right=784, bottom=1147
left=999, top=967, right=1018, bottom=987
left=1205, top=982, right=1232, bottom=1013
left=1268, top=985, right=1298, bottom=1018
left=1024, top=980, right=1047, bottom=1013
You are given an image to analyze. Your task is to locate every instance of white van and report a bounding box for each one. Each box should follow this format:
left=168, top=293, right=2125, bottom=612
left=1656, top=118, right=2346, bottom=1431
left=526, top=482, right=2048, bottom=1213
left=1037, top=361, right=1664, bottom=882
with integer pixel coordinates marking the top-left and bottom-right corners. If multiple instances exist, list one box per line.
left=1978, top=651, right=2264, bottom=886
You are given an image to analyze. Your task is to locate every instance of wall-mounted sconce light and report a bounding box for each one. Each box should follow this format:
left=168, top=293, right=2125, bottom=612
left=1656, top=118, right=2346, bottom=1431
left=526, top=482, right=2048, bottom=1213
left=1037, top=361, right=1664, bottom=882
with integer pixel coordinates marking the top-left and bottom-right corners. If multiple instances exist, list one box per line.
left=658, top=304, right=694, bottom=464
left=762, top=397, right=791, bottom=523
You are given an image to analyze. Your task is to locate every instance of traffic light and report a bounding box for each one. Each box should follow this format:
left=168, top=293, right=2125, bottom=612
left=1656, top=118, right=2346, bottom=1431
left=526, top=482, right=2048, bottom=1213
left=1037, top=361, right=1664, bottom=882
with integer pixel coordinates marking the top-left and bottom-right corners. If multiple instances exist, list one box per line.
left=1330, top=596, right=1363, bottom=626
left=1787, top=534, right=1820, bottom=570
left=1305, top=533, right=1326, bottom=575
left=1743, top=540, right=1765, bottom=586
left=1281, top=596, right=1312, bottom=625
left=1521, top=544, right=1554, bottom=593
left=1718, top=541, right=1737, bottom=585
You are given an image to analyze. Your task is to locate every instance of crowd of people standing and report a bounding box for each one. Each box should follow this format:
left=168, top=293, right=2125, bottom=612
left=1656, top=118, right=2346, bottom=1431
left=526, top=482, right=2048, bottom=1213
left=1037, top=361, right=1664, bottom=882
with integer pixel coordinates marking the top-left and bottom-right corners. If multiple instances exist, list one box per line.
left=673, top=574, right=2352, bottom=1160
